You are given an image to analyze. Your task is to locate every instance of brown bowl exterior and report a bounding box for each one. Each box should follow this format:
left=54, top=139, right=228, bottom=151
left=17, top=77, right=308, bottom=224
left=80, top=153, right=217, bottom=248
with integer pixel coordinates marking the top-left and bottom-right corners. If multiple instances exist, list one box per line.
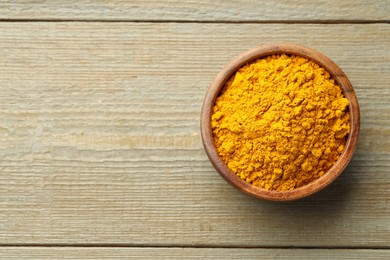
left=200, top=43, right=360, bottom=201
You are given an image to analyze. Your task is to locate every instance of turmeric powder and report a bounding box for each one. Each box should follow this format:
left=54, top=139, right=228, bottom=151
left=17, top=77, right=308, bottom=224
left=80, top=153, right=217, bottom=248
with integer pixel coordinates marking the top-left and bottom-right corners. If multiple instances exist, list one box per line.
left=211, top=54, right=350, bottom=191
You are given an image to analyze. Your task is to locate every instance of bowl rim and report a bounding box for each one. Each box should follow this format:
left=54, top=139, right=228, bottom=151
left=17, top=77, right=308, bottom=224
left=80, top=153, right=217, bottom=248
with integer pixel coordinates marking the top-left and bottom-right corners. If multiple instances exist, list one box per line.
left=200, top=42, right=360, bottom=201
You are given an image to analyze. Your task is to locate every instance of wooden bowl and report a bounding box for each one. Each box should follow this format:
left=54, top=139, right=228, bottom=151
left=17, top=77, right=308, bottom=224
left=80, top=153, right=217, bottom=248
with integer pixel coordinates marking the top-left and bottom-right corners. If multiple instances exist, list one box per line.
left=200, top=43, right=360, bottom=201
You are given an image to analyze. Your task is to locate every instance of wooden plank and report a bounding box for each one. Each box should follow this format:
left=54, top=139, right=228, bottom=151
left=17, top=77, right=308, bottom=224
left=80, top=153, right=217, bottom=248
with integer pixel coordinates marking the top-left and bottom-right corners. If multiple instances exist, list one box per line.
left=0, top=1, right=388, bottom=22
left=0, top=248, right=389, bottom=259
left=0, top=23, right=389, bottom=247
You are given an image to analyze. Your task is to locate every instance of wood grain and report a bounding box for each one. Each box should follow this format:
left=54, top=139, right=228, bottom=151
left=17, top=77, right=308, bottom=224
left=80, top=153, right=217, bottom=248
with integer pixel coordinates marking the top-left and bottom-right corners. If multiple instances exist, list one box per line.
left=0, top=248, right=389, bottom=259
left=0, top=22, right=389, bottom=247
left=0, top=1, right=388, bottom=22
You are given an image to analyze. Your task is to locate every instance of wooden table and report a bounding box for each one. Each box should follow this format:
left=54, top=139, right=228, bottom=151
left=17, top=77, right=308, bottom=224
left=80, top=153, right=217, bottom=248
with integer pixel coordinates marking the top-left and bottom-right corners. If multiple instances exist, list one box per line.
left=0, top=1, right=389, bottom=259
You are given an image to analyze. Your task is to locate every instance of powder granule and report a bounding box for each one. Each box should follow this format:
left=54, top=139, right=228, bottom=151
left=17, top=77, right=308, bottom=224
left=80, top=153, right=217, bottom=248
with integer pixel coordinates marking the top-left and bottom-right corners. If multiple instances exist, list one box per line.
left=211, top=54, right=350, bottom=191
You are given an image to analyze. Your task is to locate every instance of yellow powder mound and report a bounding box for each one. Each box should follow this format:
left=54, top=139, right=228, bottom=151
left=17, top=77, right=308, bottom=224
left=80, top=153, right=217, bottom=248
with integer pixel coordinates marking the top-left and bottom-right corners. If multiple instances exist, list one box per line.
left=211, top=54, right=350, bottom=191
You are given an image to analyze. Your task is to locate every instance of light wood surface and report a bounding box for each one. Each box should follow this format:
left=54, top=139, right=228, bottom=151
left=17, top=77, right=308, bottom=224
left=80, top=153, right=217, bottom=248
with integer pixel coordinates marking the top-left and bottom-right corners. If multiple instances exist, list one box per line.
left=0, top=22, right=389, bottom=247
left=0, top=248, right=389, bottom=259
left=0, top=1, right=388, bottom=21
left=0, top=0, right=389, bottom=258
